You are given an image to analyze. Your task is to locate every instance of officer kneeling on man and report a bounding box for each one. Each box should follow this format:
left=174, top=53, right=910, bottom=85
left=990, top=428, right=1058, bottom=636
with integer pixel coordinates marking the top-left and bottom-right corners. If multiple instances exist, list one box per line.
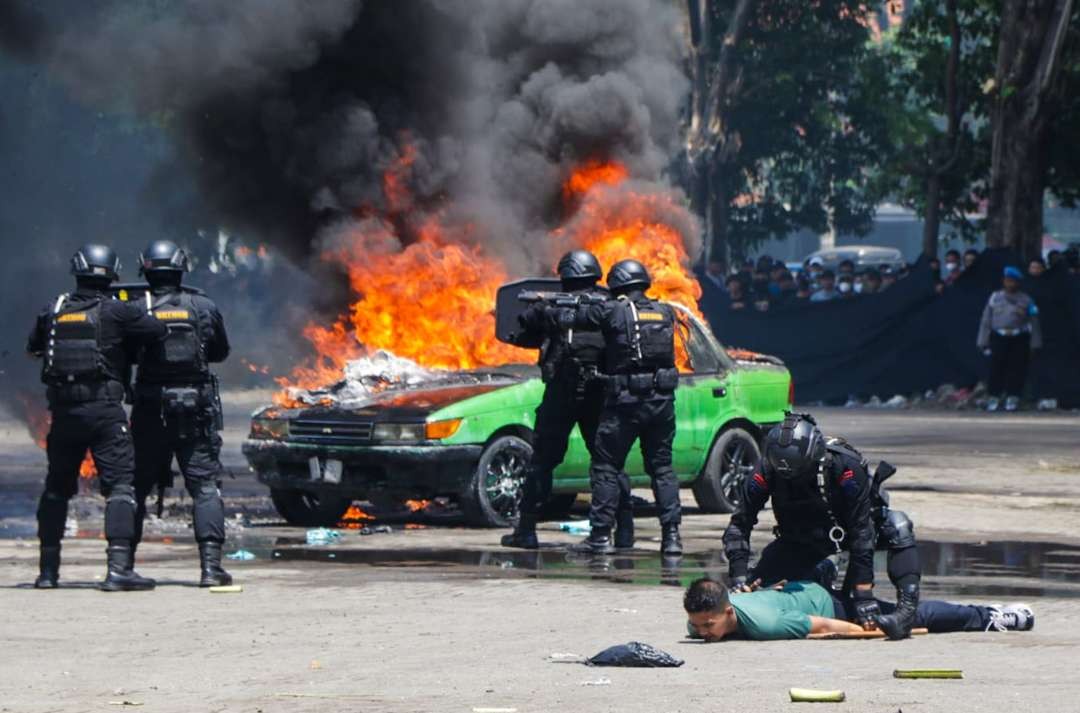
left=722, top=413, right=922, bottom=639
left=28, top=244, right=167, bottom=591
left=550, top=259, right=683, bottom=555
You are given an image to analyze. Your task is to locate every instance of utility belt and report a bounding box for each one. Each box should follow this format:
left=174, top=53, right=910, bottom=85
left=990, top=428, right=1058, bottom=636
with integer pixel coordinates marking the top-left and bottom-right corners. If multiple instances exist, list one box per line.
left=993, top=327, right=1029, bottom=337
left=774, top=524, right=846, bottom=550
left=608, top=368, right=679, bottom=396
left=135, top=378, right=223, bottom=438
left=47, top=379, right=125, bottom=405
left=543, top=357, right=603, bottom=387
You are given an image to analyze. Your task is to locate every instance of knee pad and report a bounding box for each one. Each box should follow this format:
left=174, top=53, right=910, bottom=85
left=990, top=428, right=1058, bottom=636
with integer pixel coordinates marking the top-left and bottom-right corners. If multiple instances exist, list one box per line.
left=104, top=491, right=137, bottom=541
left=881, top=509, right=917, bottom=549
left=188, top=480, right=221, bottom=502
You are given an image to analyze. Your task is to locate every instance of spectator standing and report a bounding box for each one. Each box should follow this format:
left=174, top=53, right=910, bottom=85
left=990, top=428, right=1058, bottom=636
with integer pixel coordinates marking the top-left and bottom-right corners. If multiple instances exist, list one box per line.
left=701, top=259, right=728, bottom=292
left=726, top=275, right=749, bottom=311
left=977, top=266, right=1042, bottom=412
left=1046, top=250, right=1062, bottom=270
left=861, top=269, right=882, bottom=294
left=963, top=249, right=979, bottom=270
left=795, top=276, right=812, bottom=299
left=837, top=259, right=855, bottom=279
left=880, top=268, right=898, bottom=290
left=1028, top=257, right=1046, bottom=278
left=928, top=257, right=942, bottom=278
left=943, top=250, right=962, bottom=285
left=837, top=274, right=855, bottom=298
left=810, top=270, right=838, bottom=302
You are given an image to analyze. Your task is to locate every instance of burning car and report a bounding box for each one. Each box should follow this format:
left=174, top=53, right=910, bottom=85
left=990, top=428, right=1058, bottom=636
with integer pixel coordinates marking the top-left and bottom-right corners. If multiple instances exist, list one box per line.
left=243, top=304, right=791, bottom=527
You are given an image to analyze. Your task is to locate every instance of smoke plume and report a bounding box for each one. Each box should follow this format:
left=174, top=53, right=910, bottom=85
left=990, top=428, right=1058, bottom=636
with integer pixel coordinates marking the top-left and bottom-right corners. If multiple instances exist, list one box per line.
left=14, top=0, right=694, bottom=268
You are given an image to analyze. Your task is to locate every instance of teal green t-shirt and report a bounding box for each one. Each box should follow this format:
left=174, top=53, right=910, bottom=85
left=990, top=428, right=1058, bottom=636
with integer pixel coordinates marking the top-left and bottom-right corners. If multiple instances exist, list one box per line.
left=730, top=582, right=836, bottom=640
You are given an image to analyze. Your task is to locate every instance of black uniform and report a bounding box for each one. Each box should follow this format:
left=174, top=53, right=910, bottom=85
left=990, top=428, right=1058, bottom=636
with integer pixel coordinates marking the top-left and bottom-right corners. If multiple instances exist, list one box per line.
left=722, top=438, right=920, bottom=596
left=516, top=290, right=631, bottom=524
left=131, top=286, right=230, bottom=548
left=28, top=287, right=167, bottom=554
left=570, top=291, right=682, bottom=532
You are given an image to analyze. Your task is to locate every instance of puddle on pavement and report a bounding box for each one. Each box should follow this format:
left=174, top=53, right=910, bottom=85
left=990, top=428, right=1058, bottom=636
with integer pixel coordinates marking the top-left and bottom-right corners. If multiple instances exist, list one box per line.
left=238, top=537, right=1080, bottom=599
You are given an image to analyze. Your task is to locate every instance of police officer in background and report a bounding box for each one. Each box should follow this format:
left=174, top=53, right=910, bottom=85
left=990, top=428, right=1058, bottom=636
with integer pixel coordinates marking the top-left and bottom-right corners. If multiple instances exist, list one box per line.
left=502, top=250, right=634, bottom=550
left=130, top=240, right=233, bottom=587
left=557, top=259, right=683, bottom=555
left=28, top=244, right=167, bottom=591
left=722, top=413, right=922, bottom=639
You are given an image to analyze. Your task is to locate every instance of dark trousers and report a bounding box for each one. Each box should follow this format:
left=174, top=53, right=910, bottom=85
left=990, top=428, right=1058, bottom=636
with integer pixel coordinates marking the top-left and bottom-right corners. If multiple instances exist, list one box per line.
left=832, top=594, right=989, bottom=632
left=37, top=400, right=137, bottom=547
left=589, top=396, right=680, bottom=530
left=131, top=401, right=226, bottom=545
left=752, top=527, right=921, bottom=592
left=988, top=332, right=1030, bottom=397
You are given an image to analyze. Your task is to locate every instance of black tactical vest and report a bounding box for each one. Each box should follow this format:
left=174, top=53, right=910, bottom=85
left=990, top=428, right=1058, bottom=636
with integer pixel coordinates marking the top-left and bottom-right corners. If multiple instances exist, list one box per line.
left=138, top=292, right=208, bottom=383
left=42, top=296, right=109, bottom=386
left=606, top=296, right=676, bottom=375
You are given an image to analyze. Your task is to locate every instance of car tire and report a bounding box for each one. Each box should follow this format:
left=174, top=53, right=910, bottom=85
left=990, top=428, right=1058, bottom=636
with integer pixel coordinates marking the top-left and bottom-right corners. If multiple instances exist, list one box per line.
left=270, top=488, right=353, bottom=527
left=692, top=427, right=760, bottom=513
left=461, top=435, right=532, bottom=527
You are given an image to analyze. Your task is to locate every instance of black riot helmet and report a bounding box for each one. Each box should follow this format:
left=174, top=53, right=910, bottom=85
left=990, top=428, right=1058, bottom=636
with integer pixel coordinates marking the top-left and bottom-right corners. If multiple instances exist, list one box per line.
left=70, top=244, right=121, bottom=282
left=557, top=250, right=602, bottom=286
left=139, top=240, right=190, bottom=277
left=606, top=259, right=651, bottom=295
left=763, top=412, right=826, bottom=479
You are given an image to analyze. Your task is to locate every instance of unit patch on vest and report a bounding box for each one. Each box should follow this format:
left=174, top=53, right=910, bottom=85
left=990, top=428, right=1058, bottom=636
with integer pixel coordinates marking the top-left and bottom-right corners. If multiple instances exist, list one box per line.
left=155, top=310, right=191, bottom=320
left=636, top=311, right=665, bottom=321
left=55, top=313, right=88, bottom=323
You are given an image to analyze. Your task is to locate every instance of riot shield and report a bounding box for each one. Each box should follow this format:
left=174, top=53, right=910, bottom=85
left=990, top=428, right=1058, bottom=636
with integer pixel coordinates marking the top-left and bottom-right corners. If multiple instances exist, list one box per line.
left=494, top=277, right=561, bottom=346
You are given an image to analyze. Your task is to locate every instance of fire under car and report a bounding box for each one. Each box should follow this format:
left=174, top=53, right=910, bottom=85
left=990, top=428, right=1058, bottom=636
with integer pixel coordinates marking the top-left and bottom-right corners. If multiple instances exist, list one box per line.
left=243, top=303, right=792, bottom=527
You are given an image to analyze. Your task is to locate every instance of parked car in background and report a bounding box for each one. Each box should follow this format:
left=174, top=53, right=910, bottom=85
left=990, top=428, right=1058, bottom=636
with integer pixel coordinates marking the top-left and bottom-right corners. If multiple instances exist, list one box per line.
left=803, top=245, right=905, bottom=273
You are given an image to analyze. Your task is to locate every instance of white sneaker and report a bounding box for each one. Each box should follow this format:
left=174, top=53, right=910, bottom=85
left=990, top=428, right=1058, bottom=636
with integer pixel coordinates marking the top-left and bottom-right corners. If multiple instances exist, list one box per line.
left=986, top=397, right=1001, bottom=412
left=1037, top=398, right=1058, bottom=411
left=1004, top=396, right=1020, bottom=412
left=986, top=603, right=1035, bottom=631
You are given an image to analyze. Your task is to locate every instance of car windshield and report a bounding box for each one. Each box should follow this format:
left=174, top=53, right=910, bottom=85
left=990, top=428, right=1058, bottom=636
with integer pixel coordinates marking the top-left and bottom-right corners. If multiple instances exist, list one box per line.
left=668, top=303, right=734, bottom=374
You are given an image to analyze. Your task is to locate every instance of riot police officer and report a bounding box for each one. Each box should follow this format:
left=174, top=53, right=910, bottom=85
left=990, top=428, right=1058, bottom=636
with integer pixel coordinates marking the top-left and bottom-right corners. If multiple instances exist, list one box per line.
left=130, top=240, right=233, bottom=587
left=722, top=413, right=922, bottom=639
left=558, top=259, right=683, bottom=555
left=27, top=244, right=167, bottom=591
left=502, top=250, right=635, bottom=550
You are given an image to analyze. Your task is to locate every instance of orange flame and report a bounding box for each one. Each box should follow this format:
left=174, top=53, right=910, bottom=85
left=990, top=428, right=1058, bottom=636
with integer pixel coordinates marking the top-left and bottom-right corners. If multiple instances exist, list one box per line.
left=79, top=453, right=97, bottom=478
left=277, top=150, right=702, bottom=398
left=338, top=503, right=375, bottom=530
left=404, top=499, right=431, bottom=512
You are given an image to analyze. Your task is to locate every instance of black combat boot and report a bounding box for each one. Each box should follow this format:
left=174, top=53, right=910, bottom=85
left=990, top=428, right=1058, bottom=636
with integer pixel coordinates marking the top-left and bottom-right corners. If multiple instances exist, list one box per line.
left=199, top=541, right=233, bottom=587
left=661, top=524, right=683, bottom=556
left=570, top=529, right=615, bottom=555
left=34, top=545, right=61, bottom=589
left=614, top=507, right=635, bottom=550
left=875, top=582, right=919, bottom=640
left=500, top=513, right=539, bottom=550
left=101, top=544, right=156, bottom=592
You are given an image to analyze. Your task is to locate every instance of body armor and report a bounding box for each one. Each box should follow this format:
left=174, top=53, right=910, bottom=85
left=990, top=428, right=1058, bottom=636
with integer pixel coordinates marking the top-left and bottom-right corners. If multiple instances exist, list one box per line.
left=42, top=295, right=110, bottom=387
left=138, top=292, right=208, bottom=384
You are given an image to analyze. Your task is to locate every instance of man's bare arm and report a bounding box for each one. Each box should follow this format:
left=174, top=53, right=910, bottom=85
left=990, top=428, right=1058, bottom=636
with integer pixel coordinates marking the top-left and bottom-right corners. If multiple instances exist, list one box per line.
left=808, top=616, right=864, bottom=636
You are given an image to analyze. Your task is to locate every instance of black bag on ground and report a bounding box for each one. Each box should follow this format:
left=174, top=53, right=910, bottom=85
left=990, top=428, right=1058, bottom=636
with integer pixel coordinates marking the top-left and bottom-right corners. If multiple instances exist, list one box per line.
left=586, top=641, right=684, bottom=668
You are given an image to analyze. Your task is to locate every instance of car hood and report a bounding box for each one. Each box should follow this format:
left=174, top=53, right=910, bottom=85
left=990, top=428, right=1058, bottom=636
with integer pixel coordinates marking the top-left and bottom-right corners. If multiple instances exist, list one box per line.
left=280, top=379, right=523, bottom=422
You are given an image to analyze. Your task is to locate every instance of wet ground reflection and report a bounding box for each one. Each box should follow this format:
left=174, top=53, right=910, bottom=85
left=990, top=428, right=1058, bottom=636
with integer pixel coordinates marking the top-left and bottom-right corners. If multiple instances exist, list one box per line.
left=250, top=538, right=1080, bottom=599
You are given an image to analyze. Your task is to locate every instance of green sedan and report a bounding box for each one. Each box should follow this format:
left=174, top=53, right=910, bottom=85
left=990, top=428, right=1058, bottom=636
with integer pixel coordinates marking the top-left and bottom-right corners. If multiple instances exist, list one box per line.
left=243, top=304, right=792, bottom=527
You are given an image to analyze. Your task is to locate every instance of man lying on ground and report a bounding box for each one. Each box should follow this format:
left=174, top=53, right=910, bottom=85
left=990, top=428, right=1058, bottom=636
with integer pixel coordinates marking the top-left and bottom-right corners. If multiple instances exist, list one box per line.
left=683, top=578, right=1033, bottom=642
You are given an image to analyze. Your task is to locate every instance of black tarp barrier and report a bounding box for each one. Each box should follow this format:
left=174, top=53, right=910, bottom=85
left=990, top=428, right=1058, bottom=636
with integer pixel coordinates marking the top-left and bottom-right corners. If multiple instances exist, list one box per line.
left=700, top=249, right=1080, bottom=406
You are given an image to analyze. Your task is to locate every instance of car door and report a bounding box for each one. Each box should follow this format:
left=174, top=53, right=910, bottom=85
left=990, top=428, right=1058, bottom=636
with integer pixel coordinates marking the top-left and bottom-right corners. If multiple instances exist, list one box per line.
left=667, top=310, right=736, bottom=485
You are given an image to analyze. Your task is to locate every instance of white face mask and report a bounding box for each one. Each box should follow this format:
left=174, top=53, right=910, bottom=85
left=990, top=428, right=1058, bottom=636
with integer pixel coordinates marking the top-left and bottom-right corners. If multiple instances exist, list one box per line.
left=944, top=261, right=959, bottom=273
left=853, top=281, right=864, bottom=294
left=837, top=281, right=852, bottom=294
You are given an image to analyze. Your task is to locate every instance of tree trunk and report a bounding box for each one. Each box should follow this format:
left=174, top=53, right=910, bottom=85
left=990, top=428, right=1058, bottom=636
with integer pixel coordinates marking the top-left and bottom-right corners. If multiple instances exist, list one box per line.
left=709, top=164, right=731, bottom=262
left=985, top=0, right=1075, bottom=261
left=922, top=172, right=942, bottom=259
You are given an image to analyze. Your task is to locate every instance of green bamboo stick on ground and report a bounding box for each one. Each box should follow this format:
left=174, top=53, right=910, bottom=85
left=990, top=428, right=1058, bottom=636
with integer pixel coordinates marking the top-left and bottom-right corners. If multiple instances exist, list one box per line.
left=893, top=669, right=964, bottom=679
left=789, top=688, right=846, bottom=702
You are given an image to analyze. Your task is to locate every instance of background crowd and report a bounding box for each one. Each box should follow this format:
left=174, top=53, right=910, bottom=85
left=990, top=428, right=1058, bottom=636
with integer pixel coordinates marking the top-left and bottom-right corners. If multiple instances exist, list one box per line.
left=698, top=245, right=1080, bottom=313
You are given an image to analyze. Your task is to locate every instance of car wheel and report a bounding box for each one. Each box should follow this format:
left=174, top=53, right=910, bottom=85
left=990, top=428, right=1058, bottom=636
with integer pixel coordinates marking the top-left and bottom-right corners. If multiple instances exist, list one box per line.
left=461, top=435, right=532, bottom=527
left=692, top=427, right=760, bottom=513
left=270, top=488, right=353, bottom=527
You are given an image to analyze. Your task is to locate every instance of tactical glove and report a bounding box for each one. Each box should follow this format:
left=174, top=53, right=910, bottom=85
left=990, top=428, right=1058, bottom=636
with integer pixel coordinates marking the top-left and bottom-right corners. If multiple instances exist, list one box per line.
left=852, top=589, right=881, bottom=629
